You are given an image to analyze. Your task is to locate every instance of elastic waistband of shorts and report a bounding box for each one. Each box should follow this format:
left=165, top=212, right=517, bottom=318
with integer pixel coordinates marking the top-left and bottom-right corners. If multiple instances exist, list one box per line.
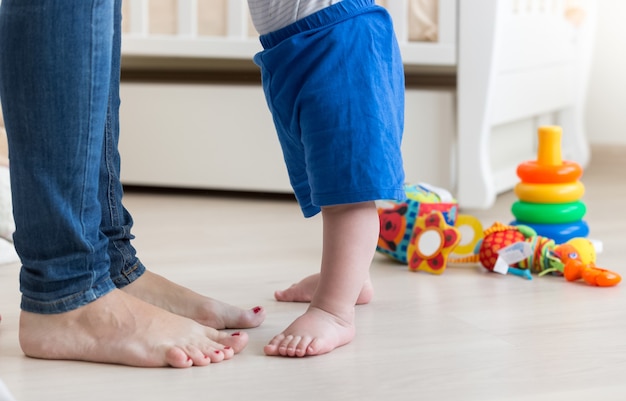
left=259, top=0, right=377, bottom=49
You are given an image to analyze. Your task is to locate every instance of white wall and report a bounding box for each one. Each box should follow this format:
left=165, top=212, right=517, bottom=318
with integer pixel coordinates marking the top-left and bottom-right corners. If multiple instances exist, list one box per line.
left=586, top=0, right=626, bottom=145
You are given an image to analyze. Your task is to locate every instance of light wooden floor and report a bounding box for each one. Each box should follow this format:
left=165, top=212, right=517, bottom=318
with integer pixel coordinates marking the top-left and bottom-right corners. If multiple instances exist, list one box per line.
left=0, top=146, right=625, bottom=401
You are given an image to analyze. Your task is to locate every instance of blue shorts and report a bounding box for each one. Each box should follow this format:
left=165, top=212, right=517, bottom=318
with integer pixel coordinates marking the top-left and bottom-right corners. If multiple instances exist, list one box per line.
left=254, top=0, right=405, bottom=217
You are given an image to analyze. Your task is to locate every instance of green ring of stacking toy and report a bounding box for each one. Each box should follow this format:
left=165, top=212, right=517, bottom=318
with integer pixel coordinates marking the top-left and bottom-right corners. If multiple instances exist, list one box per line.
left=511, top=200, right=586, bottom=224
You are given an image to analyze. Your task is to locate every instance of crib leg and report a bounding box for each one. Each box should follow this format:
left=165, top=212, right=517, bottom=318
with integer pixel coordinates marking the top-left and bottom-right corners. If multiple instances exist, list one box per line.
left=455, top=0, right=500, bottom=210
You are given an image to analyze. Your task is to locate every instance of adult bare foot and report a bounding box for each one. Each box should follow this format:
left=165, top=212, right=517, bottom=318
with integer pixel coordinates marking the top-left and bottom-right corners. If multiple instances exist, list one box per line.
left=19, top=290, right=249, bottom=368
left=274, top=273, right=373, bottom=305
left=264, top=306, right=355, bottom=357
left=122, top=270, right=265, bottom=329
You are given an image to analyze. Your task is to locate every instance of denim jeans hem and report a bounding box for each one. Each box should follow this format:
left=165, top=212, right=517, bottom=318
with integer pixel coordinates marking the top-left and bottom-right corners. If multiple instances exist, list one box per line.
left=20, top=278, right=116, bottom=314
left=110, top=261, right=146, bottom=289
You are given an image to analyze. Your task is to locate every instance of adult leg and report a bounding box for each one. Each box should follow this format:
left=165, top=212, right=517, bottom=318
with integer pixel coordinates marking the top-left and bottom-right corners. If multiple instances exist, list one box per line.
left=0, top=0, right=247, bottom=367
left=98, top=0, right=264, bottom=330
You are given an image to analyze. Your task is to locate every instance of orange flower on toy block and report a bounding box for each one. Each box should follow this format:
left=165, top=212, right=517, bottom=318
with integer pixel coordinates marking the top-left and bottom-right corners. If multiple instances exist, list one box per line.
left=407, top=211, right=461, bottom=274
left=377, top=203, right=408, bottom=253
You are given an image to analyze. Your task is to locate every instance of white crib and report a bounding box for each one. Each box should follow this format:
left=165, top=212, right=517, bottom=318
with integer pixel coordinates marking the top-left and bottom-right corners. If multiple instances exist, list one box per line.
left=119, top=0, right=596, bottom=210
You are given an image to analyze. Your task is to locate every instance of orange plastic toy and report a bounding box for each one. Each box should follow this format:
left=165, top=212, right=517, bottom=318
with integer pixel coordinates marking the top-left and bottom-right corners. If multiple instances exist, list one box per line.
left=542, top=243, right=622, bottom=287
left=562, top=259, right=621, bottom=287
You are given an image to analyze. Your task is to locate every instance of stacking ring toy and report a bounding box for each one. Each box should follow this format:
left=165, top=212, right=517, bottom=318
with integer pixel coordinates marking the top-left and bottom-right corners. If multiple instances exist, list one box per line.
left=511, top=201, right=587, bottom=224
left=516, top=161, right=583, bottom=184
left=511, top=220, right=589, bottom=244
left=514, top=181, right=584, bottom=203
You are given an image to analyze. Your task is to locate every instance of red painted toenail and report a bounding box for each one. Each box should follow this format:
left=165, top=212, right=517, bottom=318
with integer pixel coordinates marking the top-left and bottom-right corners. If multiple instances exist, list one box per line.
left=224, top=346, right=232, bottom=350
left=232, top=332, right=241, bottom=336
left=253, top=306, right=262, bottom=314
left=214, top=350, right=221, bottom=355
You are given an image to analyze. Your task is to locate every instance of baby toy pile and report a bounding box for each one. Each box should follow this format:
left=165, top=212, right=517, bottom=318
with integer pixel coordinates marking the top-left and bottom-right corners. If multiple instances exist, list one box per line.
left=376, top=126, right=621, bottom=287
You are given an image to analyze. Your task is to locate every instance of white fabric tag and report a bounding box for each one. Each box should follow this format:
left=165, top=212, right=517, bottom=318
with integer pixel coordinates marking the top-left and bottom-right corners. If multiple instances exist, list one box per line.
left=492, top=241, right=533, bottom=275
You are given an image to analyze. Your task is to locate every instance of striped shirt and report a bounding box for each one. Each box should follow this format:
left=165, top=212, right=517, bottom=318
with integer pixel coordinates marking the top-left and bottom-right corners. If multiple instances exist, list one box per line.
left=247, top=0, right=343, bottom=35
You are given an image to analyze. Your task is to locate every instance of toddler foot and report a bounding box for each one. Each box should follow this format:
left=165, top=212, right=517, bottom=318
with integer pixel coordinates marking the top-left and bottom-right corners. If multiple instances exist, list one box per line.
left=274, top=273, right=373, bottom=305
left=122, top=270, right=265, bottom=329
left=264, top=306, right=355, bottom=357
left=19, top=290, right=248, bottom=367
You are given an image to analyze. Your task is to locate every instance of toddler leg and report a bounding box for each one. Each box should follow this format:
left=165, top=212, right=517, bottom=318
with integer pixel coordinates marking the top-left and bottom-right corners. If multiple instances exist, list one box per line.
left=265, top=202, right=378, bottom=357
left=274, top=273, right=373, bottom=305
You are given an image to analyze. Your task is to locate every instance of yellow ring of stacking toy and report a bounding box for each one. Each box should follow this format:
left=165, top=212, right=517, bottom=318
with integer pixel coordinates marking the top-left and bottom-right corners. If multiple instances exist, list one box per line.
left=514, top=181, right=585, bottom=204
left=511, top=201, right=586, bottom=224
left=516, top=160, right=583, bottom=184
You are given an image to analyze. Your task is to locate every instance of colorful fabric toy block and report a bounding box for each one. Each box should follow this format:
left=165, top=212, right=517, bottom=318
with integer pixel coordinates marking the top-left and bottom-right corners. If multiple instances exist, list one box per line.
left=377, top=183, right=458, bottom=265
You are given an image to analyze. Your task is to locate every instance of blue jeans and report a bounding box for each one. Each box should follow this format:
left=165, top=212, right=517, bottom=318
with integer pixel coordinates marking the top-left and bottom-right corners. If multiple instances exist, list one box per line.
left=0, top=0, right=145, bottom=313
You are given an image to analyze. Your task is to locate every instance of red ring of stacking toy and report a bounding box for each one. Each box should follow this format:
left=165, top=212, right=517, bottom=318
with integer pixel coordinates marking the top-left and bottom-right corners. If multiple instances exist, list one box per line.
left=516, top=160, right=583, bottom=184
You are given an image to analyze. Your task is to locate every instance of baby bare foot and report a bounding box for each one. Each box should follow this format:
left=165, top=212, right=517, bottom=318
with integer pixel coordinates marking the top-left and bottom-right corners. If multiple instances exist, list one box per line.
left=274, top=274, right=373, bottom=305
left=19, top=290, right=248, bottom=367
left=122, top=270, right=265, bottom=329
left=264, top=306, right=355, bottom=357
